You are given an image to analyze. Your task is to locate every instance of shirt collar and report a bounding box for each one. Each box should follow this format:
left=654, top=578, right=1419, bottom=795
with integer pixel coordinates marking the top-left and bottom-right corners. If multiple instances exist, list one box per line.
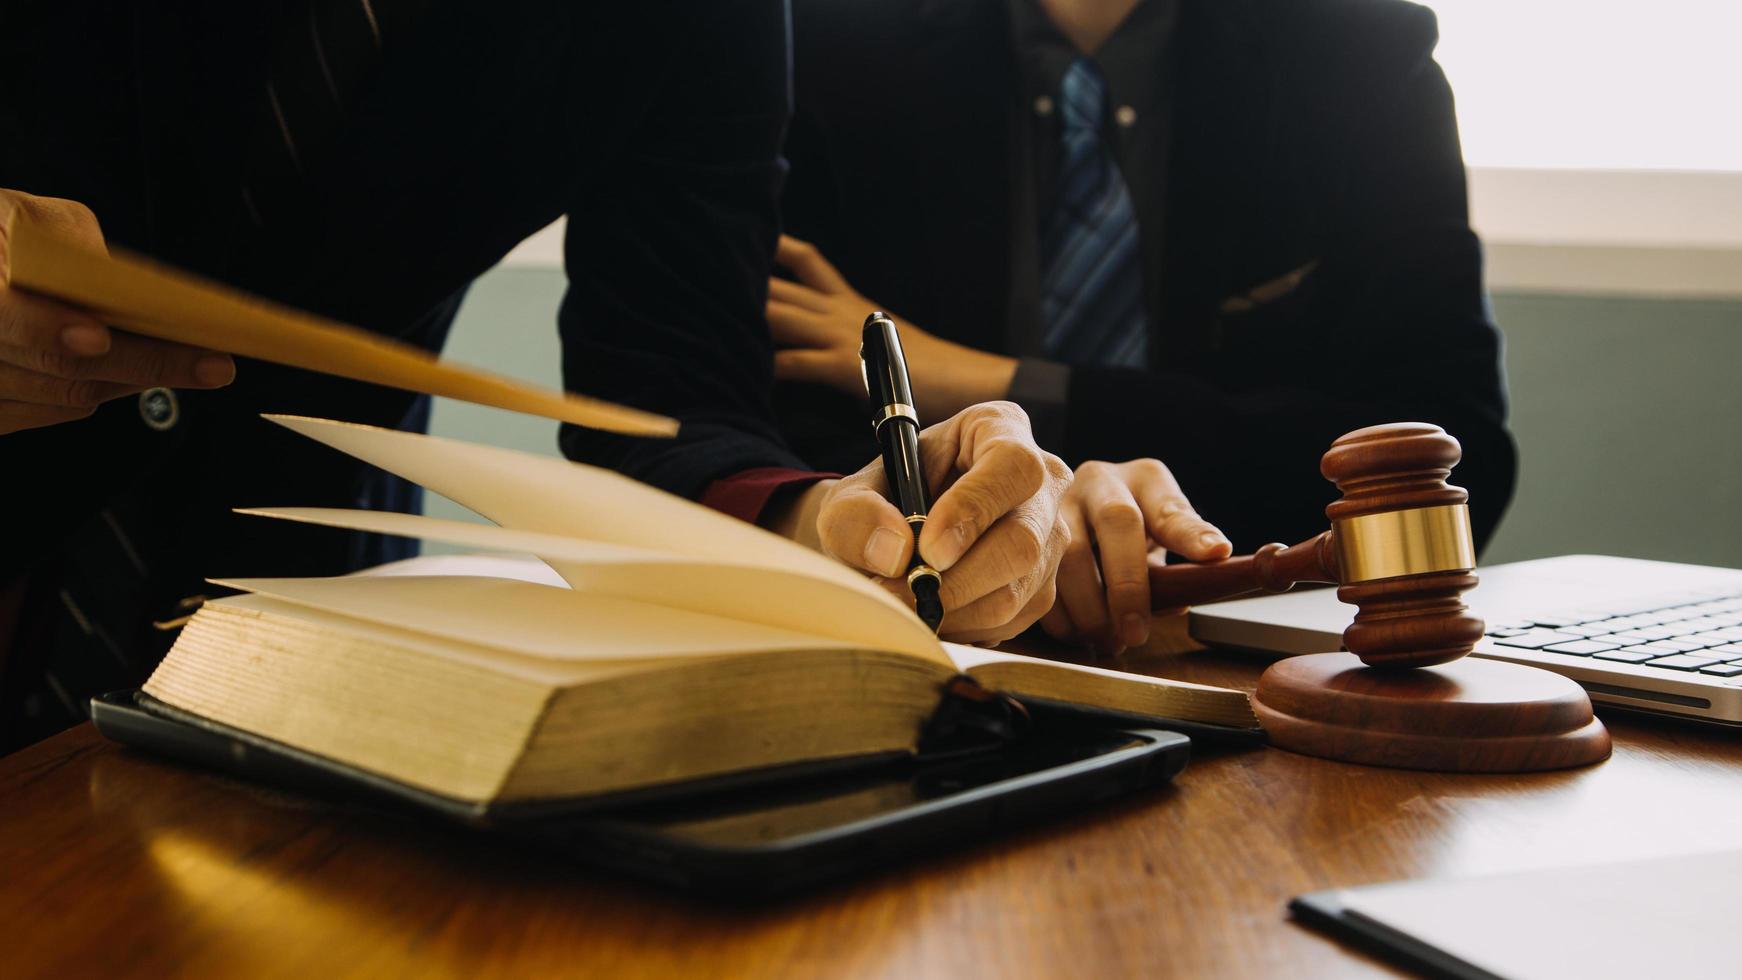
left=1008, top=0, right=1178, bottom=127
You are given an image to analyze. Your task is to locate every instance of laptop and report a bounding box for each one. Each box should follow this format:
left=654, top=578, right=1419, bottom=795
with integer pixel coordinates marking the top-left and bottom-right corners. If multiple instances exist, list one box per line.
left=1190, top=555, right=1742, bottom=727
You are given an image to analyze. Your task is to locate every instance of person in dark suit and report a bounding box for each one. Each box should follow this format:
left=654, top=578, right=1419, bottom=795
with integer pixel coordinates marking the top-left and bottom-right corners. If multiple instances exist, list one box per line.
left=0, top=0, right=1076, bottom=749
left=764, top=0, right=1518, bottom=653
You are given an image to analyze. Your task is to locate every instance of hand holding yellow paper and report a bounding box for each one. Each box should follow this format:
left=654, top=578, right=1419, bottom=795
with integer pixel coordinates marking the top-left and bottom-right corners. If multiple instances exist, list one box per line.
left=3, top=210, right=675, bottom=436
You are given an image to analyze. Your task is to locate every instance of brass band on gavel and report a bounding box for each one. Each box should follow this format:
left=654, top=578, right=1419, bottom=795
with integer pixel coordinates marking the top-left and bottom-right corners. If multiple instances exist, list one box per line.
left=1331, top=503, right=1477, bottom=584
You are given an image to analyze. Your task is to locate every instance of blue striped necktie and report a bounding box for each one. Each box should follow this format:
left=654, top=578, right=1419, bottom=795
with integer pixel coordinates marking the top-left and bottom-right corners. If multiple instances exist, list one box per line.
left=1039, top=57, right=1148, bottom=368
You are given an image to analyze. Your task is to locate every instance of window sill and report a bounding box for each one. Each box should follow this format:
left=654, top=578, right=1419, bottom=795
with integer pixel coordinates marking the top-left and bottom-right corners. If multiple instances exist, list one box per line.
left=1473, top=168, right=1742, bottom=298
left=502, top=168, right=1742, bottom=300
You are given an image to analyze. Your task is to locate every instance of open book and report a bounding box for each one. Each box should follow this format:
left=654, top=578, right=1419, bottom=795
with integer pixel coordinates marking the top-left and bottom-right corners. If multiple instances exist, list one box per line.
left=143, top=417, right=1258, bottom=805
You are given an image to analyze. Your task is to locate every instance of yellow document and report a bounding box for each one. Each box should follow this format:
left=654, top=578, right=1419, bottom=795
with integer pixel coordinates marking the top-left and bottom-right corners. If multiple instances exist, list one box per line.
left=4, top=211, right=675, bottom=436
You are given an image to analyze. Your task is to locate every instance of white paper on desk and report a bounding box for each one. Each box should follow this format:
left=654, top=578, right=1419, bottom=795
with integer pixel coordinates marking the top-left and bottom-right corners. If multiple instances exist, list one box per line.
left=1330, top=849, right=1742, bottom=980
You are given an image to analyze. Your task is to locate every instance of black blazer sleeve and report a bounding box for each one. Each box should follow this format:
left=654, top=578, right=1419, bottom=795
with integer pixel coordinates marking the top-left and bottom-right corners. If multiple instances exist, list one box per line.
left=1064, top=14, right=1515, bottom=552
left=556, top=0, right=809, bottom=500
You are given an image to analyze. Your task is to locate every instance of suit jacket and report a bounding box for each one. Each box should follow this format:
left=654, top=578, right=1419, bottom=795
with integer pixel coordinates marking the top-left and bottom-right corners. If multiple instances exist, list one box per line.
left=776, top=0, right=1518, bottom=553
left=0, top=0, right=798, bottom=592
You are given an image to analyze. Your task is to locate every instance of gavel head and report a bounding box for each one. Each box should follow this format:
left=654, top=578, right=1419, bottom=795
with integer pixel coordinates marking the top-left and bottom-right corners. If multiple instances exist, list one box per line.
left=1322, top=423, right=1485, bottom=668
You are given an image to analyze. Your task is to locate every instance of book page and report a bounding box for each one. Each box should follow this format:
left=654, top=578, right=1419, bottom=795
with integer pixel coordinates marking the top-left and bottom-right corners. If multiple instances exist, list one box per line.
left=263, top=416, right=896, bottom=605
left=235, top=507, right=949, bottom=664
left=355, top=552, right=568, bottom=586
left=945, top=644, right=1241, bottom=697
left=945, top=643, right=1257, bottom=728
left=212, top=576, right=878, bottom=672
left=4, top=213, right=672, bottom=435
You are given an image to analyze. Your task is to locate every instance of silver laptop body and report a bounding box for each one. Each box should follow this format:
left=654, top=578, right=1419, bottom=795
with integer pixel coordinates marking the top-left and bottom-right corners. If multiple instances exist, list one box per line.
left=1189, top=555, right=1742, bottom=727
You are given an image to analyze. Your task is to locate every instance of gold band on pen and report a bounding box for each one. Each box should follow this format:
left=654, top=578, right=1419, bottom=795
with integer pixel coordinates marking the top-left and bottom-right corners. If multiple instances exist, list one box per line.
left=1332, top=503, right=1476, bottom=584
left=873, top=403, right=919, bottom=432
left=907, top=564, right=941, bottom=588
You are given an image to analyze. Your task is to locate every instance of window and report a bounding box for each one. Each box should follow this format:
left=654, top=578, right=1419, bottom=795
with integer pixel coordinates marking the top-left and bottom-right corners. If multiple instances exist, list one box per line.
left=1430, top=1, right=1742, bottom=172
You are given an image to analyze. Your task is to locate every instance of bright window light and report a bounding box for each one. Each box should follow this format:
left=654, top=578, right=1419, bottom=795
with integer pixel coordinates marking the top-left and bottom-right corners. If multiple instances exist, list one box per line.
left=1428, top=1, right=1742, bottom=171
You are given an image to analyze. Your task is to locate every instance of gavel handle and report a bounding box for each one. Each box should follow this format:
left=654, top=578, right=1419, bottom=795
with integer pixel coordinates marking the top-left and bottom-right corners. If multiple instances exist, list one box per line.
left=1148, top=531, right=1340, bottom=610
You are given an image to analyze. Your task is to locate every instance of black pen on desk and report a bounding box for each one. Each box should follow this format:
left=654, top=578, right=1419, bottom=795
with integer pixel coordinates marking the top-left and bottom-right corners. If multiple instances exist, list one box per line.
left=860, top=311, right=945, bottom=633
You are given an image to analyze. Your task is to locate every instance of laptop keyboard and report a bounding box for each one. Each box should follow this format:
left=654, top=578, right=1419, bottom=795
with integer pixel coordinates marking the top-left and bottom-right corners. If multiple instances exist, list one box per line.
left=1487, top=590, right=1742, bottom=678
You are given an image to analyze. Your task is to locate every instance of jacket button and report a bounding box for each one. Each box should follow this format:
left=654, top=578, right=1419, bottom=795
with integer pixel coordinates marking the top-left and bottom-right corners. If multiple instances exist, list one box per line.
left=138, top=388, right=180, bottom=431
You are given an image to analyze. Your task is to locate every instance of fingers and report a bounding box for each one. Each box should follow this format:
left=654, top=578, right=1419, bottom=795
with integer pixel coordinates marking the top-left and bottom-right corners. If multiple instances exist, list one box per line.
left=766, top=290, right=868, bottom=395
left=941, top=561, right=1059, bottom=644
left=764, top=298, right=832, bottom=349
left=0, top=287, right=108, bottom=352
left=918, top=402, right=1062, bottom=572
left=772, top=348, right=838, bottom=383
left=4, top=193, right=108, bottom=254
left=774, top=235, right=849, bottom=294
left=0, top=190, right=204, bottom=437
left=935, top=502, right=1069, bottom=634
left=826, top=401, right=1073, bottom=642
left=106, top=334, right=234, bottom=387
left=765, top=239, right=887, bottom=398
left=0, top=329, right=233, bottom=389
left=767, top=277, right=831, bottom=315
left=1039, top=602, right=1076, bottom=643
left=765, top=297, right=814, bottom=346
left=1, top=190, right=111, bottom=361
left=932, top=504, right=1046, bottom=611
left=0, top=363, right=142, bottom=410
left=911, top=403, right=1070, bottom=643
left=0, top=399, right=98, bottom=435
left=1049, top=501, right=1113, bottom=649
left=816, top=467, right=915, bottom=579
left=772, top=347, right=863, bottom=395
left=1043, top=459, right=1228, bottom=653
left=1, top=233, right=234, bottom=399
left=1127, top=458, right=1232, bottom=562
left=0, top=192, right=108, bottom=283
left=1074, top=461, right=1155, bottom=648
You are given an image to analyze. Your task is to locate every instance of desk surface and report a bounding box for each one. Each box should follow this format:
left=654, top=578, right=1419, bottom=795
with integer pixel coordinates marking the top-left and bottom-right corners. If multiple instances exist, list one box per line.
left=4, top=646, right=1740, bottom=980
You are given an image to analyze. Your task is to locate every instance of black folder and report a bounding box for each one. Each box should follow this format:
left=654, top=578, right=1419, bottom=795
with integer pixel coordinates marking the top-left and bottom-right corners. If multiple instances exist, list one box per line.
left=93, top=689, right=1196, bottom=897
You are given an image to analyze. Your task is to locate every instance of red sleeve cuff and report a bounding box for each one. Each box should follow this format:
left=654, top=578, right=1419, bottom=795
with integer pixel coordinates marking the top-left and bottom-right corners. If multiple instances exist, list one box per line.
left=701, top=467, right=839, bottom=525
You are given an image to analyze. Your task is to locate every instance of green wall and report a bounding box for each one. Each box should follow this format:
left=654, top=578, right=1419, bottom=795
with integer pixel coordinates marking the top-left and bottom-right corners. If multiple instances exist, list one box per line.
left=428, top=267, right=1742, bottom=570
left=1483, top=293, right=1742, bottom=567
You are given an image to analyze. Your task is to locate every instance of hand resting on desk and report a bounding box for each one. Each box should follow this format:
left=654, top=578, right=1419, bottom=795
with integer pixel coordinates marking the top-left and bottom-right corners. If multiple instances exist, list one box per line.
left=0, top=188, right=234, bottom=435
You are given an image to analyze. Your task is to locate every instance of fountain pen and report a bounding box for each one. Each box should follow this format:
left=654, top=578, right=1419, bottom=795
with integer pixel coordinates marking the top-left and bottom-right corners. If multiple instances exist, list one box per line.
left=859, top=312, right=945, bottom=633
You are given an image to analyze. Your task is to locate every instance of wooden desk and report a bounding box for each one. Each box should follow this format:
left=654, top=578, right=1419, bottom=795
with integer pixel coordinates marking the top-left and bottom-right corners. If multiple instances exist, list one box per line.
left=4, top=646, right=1740, bottom=980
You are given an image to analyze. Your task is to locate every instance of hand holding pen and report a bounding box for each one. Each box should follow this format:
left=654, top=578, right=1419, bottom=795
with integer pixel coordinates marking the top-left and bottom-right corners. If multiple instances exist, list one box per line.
left=764, top=319, right=1072, bottom=642
left=840, top=312, right=1073, bottom=639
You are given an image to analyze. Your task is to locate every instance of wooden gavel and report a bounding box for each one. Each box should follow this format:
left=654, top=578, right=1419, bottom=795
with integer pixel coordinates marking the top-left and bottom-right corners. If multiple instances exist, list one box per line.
left=1149, top=422, right=1486, bottom=669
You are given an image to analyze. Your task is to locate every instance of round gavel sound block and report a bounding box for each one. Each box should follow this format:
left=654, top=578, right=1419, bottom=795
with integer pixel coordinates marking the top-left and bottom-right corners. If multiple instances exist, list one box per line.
left=1252, top=423, right=1611, bottom=772
left=1254, top=652, right=1610, bottom=772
